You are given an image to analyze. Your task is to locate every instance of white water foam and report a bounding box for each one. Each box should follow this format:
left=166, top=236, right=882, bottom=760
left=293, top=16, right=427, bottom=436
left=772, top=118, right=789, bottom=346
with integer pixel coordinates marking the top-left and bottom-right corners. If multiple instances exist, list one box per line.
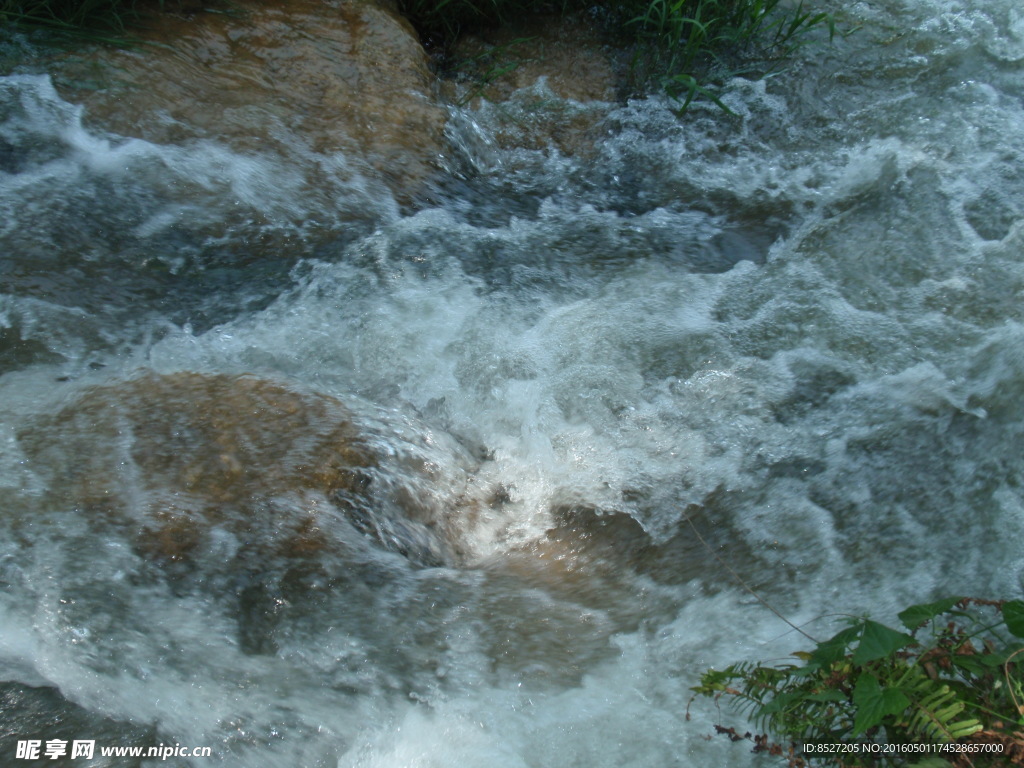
left=3, top=0, right=1024, bottom=763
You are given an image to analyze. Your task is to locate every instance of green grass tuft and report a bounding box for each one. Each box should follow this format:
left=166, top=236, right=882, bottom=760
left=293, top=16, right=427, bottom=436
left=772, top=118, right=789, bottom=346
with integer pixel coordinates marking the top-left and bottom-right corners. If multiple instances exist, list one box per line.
left=624, top=0, right=838, bottom=111
left=405, top=0, right=840, bottom=111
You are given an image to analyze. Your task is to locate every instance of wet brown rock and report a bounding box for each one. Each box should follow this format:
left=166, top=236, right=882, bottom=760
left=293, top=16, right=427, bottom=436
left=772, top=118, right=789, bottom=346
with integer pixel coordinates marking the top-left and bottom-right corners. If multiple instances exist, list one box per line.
left=17, top=372, right=386, bottom=564
left=448, top=13, right=623, bottom=104
left=57, top=0, right=446, bottom=196
left=519, top=501, right=737, bottom=590
left=441, top=12, right=625, bottom=157
left=24, top=372, right=372, bottom=506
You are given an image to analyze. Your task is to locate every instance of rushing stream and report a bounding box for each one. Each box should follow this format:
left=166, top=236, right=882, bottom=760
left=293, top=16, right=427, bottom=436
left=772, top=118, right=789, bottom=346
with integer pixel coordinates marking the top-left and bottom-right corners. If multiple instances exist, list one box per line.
left=2, top=0, right=1024, bottom=764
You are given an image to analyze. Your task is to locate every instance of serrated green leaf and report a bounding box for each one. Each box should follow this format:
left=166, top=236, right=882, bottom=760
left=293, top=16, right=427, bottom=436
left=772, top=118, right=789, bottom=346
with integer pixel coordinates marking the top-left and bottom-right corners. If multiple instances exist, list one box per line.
left=851, top=620, right=915, bottom=665
left=983, top=646, right=1023, bottom=666
left=949, top=654, right=990, bottom=676
left=809, top=624, right=861, bottom=667
left=1004, top=600, right=1024, bottom=638
left=898, top=597, right=963, bottom=630
left=852, top=673, right=910, bottom=735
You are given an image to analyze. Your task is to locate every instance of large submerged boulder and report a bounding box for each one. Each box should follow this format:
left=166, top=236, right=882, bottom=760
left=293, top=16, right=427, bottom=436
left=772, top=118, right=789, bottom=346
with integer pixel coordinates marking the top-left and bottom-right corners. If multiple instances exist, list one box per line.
left=9, top=372, right=663, bottom=665
left=16, top=372, right=454, bottom=569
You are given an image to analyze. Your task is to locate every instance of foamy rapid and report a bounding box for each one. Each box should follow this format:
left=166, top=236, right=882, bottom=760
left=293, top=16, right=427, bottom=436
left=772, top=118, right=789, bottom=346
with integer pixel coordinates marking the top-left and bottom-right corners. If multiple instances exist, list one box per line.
left=2, top=0, right=1024, bottom=764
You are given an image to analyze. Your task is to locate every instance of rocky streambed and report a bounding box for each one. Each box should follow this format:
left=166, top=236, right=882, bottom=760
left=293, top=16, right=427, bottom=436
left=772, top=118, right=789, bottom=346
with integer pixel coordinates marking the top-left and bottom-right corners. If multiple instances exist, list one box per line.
left=3, top=0, right=1024, bottom=765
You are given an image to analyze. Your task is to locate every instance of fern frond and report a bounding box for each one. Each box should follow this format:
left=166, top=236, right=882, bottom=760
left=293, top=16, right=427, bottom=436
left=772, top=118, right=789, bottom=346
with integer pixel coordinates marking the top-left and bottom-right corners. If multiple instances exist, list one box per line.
left=902, top=683, right=983, bottom=742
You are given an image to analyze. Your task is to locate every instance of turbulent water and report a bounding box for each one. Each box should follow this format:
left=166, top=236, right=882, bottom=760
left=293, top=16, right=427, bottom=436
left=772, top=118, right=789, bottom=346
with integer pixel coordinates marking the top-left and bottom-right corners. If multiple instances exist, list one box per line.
left=3, top=0, right=1024, bottom=765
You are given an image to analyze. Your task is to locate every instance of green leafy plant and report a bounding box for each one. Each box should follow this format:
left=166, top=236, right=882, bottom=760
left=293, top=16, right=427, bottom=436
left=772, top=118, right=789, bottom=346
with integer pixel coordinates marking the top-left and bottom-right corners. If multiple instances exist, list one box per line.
left=691, top=598, right=1024, bottom=766
left=401, top=0, right=841, bottom=112
left=626, top=0, right=838, bottom=111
